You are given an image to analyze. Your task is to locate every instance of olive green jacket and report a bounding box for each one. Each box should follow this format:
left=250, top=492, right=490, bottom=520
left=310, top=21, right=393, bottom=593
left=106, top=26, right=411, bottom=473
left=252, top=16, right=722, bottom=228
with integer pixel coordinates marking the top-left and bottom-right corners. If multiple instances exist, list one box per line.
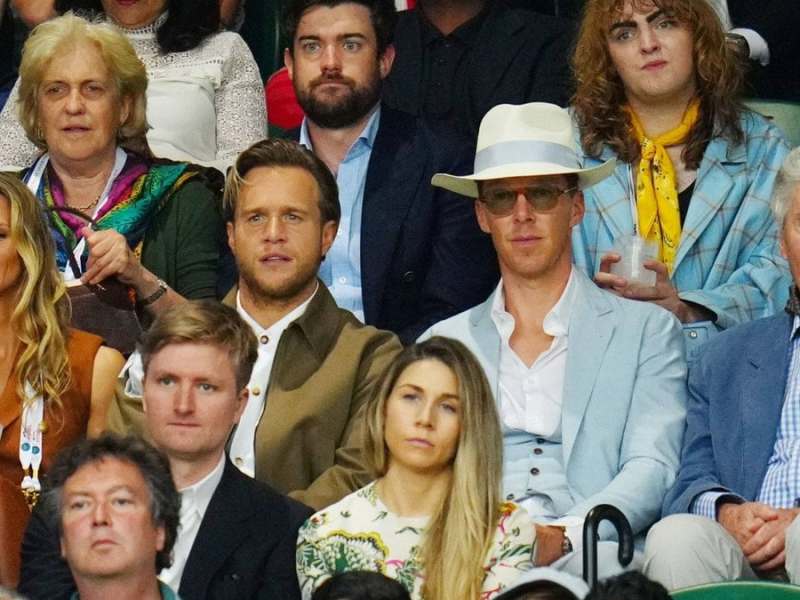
left=109, top=284, right=401, bottom=510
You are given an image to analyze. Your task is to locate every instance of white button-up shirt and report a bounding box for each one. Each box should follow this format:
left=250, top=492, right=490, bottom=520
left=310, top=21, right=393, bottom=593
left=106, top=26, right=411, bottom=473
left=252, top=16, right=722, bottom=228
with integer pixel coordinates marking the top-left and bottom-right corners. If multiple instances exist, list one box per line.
left=159, top=453, right=225, bottom=591
left=490, top=269, right=577, bottom=438
left=229, top=285, right=317, bottom=477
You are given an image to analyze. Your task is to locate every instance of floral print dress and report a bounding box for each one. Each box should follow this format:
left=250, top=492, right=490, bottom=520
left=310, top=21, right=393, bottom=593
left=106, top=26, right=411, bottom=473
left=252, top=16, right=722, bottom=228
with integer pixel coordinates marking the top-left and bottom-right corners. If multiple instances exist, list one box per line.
left=296, top=481, right=535, bottom=599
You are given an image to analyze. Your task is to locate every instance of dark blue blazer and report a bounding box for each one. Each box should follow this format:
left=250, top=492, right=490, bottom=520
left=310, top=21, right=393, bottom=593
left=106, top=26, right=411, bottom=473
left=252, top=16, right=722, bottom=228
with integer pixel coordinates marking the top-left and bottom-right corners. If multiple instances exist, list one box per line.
left=19, top=459, right=312, bottom=600
left=662, top=312, right=793, bottom=516
left=297, top=105, right=499, bottom=343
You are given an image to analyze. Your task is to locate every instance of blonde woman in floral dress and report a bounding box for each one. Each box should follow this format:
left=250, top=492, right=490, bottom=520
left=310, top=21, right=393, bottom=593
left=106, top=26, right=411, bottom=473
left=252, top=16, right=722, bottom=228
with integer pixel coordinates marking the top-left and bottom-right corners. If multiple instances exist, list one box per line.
left=296, top=337, right=535, bottom=600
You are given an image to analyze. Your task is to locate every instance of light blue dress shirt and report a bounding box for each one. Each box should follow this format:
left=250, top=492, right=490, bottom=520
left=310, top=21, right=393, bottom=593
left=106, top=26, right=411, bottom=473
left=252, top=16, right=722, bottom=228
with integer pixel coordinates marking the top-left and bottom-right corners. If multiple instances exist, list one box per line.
left=299, top=107, right=381, bottom=322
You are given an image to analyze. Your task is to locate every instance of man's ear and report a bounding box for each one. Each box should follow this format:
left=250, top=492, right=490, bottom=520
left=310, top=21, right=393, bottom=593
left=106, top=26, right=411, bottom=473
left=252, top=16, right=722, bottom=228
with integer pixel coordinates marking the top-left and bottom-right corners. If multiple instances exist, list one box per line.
left=226, top=221, right=236, bottom=255
left=378, top=44, right=395, bottom=79
left=321, top=220, right=338, bottom=257
left=569, top=191, right=585, bottom=228
left=475, top=200, right=491, bottom=234
left=155, top=524, right=166, bottom=552
left=233, top=387, right=248, bottom=424
left=284, top=47, right=294, bottom=80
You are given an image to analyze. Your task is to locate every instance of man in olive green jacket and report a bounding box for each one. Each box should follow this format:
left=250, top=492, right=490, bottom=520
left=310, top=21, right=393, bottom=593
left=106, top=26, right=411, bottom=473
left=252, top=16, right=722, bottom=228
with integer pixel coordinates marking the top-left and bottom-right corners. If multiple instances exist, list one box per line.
left=109, top=139, right=401, bottom=510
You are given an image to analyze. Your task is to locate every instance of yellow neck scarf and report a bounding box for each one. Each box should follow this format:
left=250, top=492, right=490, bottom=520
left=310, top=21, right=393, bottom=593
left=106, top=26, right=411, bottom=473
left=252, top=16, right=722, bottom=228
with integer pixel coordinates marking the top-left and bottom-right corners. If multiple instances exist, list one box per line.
left=627, top=99, right=699, bottom=273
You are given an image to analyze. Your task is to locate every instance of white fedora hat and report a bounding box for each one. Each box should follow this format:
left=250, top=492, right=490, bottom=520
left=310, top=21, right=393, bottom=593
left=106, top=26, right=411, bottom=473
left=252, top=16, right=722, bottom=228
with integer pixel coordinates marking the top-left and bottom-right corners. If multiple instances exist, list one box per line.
left=432, top=102, right=615, bottom=198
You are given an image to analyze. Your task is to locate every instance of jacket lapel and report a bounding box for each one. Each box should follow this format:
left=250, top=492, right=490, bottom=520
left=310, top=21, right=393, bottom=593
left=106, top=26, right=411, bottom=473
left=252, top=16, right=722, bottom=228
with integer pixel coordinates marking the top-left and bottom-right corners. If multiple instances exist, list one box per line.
left=561, top=271, right=615, bottom=464
left=673, top=137, right=744, bottom=272
left=740, top=313, right=793, bottom=500
left=361, top=108, right=426, bottom=324
left=468, top=292, right=503, bottom=412
left=583, top=147, right=634, bottom=241
left=179, top=461, right=253, bottom=599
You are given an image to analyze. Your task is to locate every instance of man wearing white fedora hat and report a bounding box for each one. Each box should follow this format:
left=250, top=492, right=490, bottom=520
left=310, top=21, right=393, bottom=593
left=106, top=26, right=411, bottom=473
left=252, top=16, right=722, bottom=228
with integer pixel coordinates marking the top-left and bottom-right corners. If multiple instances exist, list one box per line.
left=421, top=102, right=688, bottom=578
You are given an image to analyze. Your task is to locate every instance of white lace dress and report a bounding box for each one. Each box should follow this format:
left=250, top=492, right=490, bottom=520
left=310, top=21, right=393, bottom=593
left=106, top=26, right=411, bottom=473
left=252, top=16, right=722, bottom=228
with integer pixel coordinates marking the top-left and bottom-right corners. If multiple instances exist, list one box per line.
left=0, top=15, right=267, bottom=172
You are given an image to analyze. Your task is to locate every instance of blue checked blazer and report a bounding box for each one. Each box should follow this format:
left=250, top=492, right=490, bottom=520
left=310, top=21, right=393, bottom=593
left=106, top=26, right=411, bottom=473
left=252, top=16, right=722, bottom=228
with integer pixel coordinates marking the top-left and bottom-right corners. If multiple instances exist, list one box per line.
left=573, top=112, right=791, bottom=352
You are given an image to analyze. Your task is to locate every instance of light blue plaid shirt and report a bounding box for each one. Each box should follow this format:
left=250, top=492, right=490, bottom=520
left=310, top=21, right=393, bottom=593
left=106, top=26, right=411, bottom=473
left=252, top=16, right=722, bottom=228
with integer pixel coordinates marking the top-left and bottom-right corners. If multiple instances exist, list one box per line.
left=299, top=107, right=381, bottom=322
left=693, top=315, right=800, bottom=518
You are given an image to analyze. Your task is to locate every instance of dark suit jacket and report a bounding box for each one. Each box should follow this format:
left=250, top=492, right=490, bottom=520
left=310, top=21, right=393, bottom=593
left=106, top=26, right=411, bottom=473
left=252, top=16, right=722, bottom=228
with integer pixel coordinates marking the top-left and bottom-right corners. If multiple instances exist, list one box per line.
left=662, top=313, right=793, bottom=516
left=383, top=1, right=575, bottom=138
left=727, top=1, right=800, bottom=101
left=18, top=459, right=313, bottom=600
left=297, top=105, right=499, bottom=343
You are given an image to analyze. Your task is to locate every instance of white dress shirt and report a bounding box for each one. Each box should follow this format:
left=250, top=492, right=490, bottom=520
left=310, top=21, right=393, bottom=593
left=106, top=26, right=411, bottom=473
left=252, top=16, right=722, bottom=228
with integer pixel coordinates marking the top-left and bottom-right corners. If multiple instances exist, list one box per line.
left=159, top=453, right=226, bottom=592
left=229, top=285, right=318, bottom=477
left=490, top=269, right=577, bottom=438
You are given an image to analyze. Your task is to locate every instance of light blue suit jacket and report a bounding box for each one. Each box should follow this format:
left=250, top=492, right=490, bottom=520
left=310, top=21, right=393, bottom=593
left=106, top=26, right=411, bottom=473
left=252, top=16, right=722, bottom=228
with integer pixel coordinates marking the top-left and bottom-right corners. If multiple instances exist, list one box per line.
left=573, top=112, right=790, bottom=355
left=421, top=269, right=688, bottom=539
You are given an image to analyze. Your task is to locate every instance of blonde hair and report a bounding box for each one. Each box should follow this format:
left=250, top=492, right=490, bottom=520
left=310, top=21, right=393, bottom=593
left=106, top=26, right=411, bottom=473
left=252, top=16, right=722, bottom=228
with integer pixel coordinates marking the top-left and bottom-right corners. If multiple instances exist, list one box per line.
left=17, top=12, right=148, bottom=150
left=0, top=173, right=71, bottom=408
left=364, top=336, right=504, bottom=600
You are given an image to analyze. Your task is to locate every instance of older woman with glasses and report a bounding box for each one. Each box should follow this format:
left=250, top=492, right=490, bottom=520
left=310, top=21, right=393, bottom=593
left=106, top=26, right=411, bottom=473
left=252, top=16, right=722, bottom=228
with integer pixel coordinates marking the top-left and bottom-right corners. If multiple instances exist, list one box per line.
left=11, top=13, right=224, bottom=316
left=0, top=0, right=266, bottom=172
left=571, top=0, right=790, bottom=359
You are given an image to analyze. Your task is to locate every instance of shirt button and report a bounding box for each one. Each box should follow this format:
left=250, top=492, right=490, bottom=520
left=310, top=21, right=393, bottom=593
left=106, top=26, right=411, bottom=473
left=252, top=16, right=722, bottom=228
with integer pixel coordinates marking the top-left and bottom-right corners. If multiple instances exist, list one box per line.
left=530, top=467, right=540, bottom=476
left=688, top=330, right=698, bottom=339
left=533, top=448, right=543, bottom=455
left=251, top=386, right=261, bottom=396
left=338, top=276, right=347, bottom=284
left=260, top=335, right=269, bottom=344
left=234, top=457, right=244, bottom=467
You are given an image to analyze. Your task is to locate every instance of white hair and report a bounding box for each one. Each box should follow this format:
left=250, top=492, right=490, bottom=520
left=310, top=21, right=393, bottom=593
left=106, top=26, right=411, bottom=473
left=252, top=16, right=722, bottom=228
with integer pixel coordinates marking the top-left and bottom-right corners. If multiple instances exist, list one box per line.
left=772, top=147, right=800, bottom=230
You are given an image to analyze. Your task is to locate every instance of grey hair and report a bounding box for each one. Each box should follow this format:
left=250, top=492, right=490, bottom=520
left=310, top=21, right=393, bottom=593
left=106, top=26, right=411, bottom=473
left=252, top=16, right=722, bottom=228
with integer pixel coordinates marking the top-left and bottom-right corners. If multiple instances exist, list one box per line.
left=771, top=147, right=800, bottom=230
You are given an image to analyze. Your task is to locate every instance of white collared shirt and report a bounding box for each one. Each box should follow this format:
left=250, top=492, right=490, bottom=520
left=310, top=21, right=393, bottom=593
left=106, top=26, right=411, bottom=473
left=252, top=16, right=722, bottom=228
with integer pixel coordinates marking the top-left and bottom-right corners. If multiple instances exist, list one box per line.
left=229, top=285, right=318, bottom=476
left=490, top=269, right=577, bottom=438
left=159, top=453, right=226, bottom=591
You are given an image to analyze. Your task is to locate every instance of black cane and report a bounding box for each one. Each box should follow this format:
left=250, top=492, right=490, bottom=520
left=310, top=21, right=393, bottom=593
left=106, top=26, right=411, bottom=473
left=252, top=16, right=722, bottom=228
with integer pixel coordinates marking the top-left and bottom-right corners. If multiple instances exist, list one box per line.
left=582, top=504, right=635, bottom=587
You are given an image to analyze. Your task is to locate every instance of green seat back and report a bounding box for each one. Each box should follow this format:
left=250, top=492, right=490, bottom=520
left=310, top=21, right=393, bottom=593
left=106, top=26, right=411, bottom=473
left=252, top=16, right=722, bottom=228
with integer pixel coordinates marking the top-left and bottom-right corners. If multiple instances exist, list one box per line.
left=745, top=99, right=800, bottom=148
left=672, top=581, right=800, bottom=599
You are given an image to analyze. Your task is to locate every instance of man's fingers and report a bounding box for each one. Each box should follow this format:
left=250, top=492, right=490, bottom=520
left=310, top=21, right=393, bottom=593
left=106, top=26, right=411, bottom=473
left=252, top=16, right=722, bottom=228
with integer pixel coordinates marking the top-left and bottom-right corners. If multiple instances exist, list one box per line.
left=595, top=271, right=628, bottom=289
left=598, top=252, right=621, bottom=273
left=758, top=549, right=786, bottom=572
left=748, top=536, right=784, bottom=567
left=750, top=504, right=781, bottom=521
left=747, top=517, right=767, bottom=534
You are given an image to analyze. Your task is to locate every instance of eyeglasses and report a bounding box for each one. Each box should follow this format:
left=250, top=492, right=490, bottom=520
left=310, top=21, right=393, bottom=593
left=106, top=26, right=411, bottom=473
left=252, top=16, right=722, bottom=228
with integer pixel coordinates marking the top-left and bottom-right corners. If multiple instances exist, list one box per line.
left=479, top=184, right=578, bottom=216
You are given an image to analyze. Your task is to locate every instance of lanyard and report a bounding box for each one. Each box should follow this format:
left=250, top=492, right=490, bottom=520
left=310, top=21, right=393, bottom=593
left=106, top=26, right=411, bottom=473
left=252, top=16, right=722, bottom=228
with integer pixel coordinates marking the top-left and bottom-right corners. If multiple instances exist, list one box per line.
left=24, top=149, right=128, bottom=280
left=19, top=383, right=44, bottom=508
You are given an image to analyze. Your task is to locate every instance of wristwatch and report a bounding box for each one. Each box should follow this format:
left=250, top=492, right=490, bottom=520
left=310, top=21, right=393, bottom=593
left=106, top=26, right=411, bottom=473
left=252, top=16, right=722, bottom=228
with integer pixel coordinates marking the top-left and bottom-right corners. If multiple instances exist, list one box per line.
left=556, top=526, right=574, bottom=556
left=562, top=531, right=574, bottom=555
left=138, top=278, right=168, bottom=306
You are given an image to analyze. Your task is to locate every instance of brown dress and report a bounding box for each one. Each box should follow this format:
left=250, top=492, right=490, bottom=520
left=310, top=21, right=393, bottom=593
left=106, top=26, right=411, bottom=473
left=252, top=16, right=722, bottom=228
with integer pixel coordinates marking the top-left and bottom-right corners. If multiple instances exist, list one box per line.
left=0, top=329, right=102, bottom=588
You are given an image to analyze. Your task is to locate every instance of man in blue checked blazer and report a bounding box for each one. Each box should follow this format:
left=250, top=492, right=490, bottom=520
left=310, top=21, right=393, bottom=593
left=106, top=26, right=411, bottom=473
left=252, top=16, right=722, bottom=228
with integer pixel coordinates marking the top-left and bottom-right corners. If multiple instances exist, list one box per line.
left=643, top=148, right=800, bottom=590
left=422, top=102, right=687, bottom=580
